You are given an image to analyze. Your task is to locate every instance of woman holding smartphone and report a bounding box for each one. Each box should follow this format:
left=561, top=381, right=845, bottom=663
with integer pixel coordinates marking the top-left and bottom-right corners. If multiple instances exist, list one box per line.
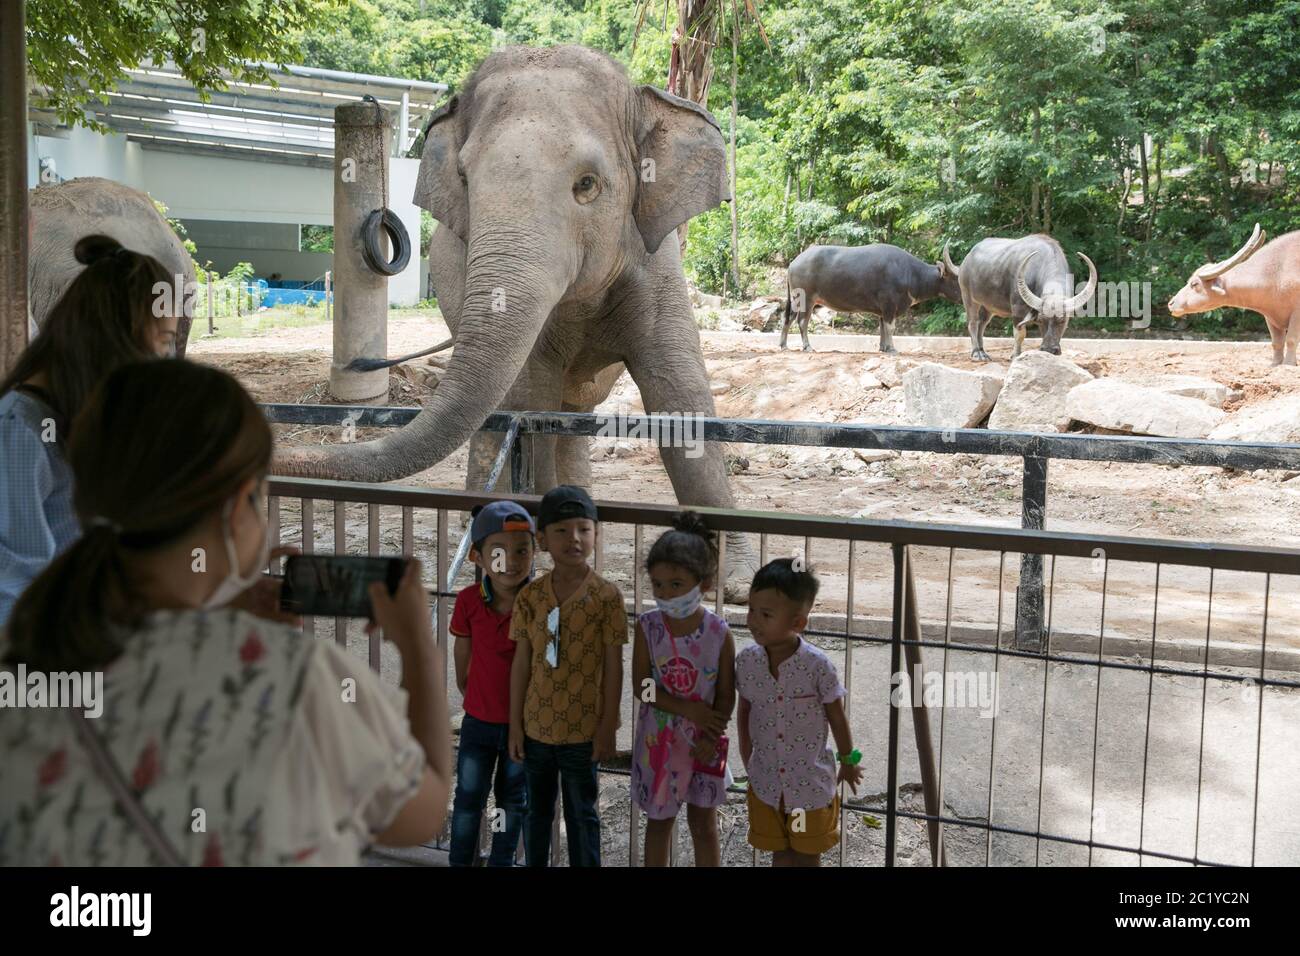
left=0, top=360, right=452, bottom=866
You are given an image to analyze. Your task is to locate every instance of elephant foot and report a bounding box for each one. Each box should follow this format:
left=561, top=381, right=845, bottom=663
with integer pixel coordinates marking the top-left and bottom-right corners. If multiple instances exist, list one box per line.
left=721, top=531, right=760, bottom=605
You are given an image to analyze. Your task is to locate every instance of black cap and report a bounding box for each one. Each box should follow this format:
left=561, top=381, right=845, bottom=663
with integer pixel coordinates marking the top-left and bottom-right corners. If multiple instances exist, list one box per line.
left=537, top=484, right=598, bottom=529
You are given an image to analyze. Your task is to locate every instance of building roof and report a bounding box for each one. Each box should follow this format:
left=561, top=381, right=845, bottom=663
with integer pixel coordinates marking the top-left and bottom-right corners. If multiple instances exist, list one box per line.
left=30, top=61, right=448, bottom=170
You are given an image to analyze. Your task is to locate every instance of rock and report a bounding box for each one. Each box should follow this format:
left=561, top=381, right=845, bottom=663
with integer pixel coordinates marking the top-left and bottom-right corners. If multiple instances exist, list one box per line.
left=1150, top=375, right=1230, bottom=408
left=612, top=441, right=635, bottom=459
left=1206, top=394, right=1300, bottom=443
left=902, top=362, right=1004, bottom=429
left=853, top=448, right=898, bottom=463
left=859, top=372, right=884, bottom=390
left=1064, top=379, right=1227, bottom=438
left=745, top=298, right=783, bottom=332
left=709, top=381, right=730, bottom=396
left=987, top=350, right=1094, bottom=432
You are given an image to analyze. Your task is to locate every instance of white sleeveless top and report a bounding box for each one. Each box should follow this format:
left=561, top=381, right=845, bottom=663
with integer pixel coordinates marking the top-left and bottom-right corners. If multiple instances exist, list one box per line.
left=0, top=608, right=425, bottom=866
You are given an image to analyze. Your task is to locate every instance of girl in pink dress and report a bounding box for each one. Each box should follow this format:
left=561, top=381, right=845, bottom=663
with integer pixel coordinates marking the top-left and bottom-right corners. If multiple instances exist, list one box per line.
left=630, top=512, right=736, bottom=866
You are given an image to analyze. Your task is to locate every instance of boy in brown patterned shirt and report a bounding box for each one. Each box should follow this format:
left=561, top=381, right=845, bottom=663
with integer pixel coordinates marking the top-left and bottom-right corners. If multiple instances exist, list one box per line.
left=507, top=485, right=626, bottom=866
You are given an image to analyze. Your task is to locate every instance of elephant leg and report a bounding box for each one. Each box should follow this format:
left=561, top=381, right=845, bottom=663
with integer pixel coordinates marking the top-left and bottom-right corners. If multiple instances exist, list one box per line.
left=555, top=401, right=594, bottom=488
left=624, top=349, right=759, bottom=603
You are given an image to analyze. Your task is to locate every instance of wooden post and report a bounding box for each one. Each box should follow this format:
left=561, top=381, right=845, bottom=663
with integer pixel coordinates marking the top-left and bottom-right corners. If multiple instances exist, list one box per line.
left=324, top=269, right=332, bottom=324
left=0, top=0, right=29, bottom=378
left=206, top=270, right=214, bottom=334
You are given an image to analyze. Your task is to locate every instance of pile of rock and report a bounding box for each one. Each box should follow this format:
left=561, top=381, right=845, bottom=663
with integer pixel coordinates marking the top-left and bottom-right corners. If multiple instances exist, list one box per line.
left=902, top=351, right=1292, bottom=442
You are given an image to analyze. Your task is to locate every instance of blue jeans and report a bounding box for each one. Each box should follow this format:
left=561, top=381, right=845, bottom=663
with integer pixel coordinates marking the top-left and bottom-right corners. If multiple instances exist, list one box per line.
left=523, top=737, right=601, bottom=867
left=449, top=714, right=528, bottom=867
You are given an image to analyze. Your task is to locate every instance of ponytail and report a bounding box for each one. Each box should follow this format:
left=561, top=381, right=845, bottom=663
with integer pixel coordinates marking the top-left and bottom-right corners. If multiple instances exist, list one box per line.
left=644, top=510, right=719, bottom=583
left=4, top=360, right=272, bottom=672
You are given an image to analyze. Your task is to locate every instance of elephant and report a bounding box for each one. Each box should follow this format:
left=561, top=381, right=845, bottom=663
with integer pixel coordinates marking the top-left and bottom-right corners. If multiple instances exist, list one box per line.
left=274, top=45, right=759, bottom=598
left=29, top=177, right=196, bottom=356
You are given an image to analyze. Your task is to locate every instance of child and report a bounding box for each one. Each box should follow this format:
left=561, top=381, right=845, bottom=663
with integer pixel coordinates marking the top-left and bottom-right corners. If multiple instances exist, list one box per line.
left=737, top=558, right=864, bottom=867
left=631, top=512, right=736, bottom=867
left=448, top=500, right=537, bottom=867
left=507, top=485, right=627, bottom=866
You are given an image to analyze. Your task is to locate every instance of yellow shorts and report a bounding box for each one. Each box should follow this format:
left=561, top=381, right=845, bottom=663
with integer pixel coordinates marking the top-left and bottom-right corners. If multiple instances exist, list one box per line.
left=746, top=789, right=840, bottom=856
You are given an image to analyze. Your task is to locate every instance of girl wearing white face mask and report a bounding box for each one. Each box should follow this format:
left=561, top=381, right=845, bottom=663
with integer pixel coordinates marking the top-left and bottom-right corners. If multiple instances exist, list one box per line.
left=629, top=511, right=736, bottom=867
left=0, top=360, right=451, bottom=866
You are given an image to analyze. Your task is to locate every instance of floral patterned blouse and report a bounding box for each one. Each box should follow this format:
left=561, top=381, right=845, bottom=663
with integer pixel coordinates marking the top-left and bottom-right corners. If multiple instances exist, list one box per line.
left=0, top=608, right=425, bottom=866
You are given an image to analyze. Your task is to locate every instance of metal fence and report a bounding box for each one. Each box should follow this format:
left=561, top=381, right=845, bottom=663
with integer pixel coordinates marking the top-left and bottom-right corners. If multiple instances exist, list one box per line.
left=265, top=475, right=1300, bottom=867
left=261, top=404, right=1300, bottom=653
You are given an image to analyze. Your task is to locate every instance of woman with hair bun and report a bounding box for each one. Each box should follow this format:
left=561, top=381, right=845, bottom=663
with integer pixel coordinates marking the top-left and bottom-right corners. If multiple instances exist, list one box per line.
left=0, top=235, right=181, bottom=630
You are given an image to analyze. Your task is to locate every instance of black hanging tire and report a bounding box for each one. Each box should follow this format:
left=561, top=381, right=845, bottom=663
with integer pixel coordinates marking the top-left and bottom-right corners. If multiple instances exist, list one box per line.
left=361, top=208, right=411, bottom=276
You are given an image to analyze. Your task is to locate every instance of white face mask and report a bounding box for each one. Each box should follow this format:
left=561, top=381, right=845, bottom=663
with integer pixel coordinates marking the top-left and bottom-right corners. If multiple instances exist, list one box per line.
left=655, top=585, right=702, bottom=620
left=202, top=491, right=269, bottom=609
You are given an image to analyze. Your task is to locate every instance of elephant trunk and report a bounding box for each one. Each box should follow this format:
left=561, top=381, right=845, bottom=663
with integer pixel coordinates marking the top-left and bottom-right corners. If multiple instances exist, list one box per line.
left=273, top=217, right=573, bottom=482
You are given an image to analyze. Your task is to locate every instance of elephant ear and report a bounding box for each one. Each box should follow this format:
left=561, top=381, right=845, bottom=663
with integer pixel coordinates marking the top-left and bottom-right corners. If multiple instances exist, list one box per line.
left=413, top=95, right=468, bottom=242
left=634, top=86, right=730, bottom=255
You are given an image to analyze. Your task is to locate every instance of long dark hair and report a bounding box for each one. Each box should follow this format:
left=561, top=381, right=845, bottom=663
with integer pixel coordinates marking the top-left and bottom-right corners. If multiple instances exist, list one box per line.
left=645, top=511, right=718, bottom=583
left=4, top=361, right=272, bottom=672
left=0, top=234, right=176, bottom=445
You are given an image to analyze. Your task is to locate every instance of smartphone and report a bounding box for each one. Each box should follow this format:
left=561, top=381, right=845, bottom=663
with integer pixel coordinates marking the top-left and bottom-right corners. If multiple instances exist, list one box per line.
left=279, top=555, right=408, bottom=619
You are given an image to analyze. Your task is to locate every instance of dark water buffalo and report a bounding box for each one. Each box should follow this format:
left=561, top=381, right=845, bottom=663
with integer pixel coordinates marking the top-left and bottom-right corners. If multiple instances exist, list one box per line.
left=948, top=234, right=1098, bottom=361
left=780, top=243, right=962, bottom=352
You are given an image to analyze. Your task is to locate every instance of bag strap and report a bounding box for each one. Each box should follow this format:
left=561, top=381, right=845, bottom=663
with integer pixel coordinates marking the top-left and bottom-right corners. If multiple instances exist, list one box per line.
left=67, top=709, right=186, bottom=867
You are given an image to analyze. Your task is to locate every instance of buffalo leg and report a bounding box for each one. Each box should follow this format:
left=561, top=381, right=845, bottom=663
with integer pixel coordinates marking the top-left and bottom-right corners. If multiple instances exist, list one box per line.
left=1013, top=321, right=1026, bottom=358
left=964, top=291, right=991, bottom=362
left=1284, top=310, right=1300, bottom=366
left=779, top=303, right=793, bottom=350
left=880, top=310, right=899, bottom=354
left=799, top=307, right=813, bottom=351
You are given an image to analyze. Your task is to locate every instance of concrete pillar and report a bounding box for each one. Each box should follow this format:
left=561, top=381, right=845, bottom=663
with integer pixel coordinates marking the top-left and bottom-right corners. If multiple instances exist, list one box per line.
left=329, top=101, right=391, bottom=403
left=0, top=0, right=29, bottom=378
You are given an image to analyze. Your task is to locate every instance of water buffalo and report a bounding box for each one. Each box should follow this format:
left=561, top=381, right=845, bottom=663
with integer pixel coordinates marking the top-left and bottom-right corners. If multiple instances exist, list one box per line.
left=780, top=243, right=962, bottom=352
left=949, top=234, right=1098, bottom=361
left=1168, top=224, right=1300, bottom=366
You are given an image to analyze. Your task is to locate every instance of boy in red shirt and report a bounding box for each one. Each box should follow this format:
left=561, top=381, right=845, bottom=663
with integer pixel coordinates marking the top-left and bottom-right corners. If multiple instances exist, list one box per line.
left=449, top=500, right=536, bottom=866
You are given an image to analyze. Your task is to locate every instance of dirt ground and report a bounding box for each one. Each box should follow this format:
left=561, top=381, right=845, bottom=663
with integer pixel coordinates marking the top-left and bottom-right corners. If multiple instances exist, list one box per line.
left=189, top=312, right=1300, bottom=664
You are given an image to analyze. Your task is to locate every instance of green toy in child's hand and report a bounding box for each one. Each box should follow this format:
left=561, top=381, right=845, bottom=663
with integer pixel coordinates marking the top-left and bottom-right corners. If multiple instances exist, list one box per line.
left=836, top=749, right=862, bottom=766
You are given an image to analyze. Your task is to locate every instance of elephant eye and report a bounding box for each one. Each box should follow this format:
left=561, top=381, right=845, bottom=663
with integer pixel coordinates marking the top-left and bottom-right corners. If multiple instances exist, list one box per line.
left=574, top=174, right=601, bottom=203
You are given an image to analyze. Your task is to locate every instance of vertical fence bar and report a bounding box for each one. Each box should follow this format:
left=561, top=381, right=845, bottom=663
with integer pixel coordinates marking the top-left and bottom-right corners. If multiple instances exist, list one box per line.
left=629, top=524, right=643, bottom=867
left=368, top=504, right=381, bottom=672
left=1192, top=567, right=1214, bottom=863
left=840, top=539, right=855, bottom=866
left=902, top=550, right=945, bottom=867
left=302, top=499, right=315, bottom=639
left=401, top=506, right=413, bottom=557
left=1015, top=455, right=1048, bottom=652
left=1250, top=573, right=1271, bottom=867
left=1033, top=554, right=1057, bottom=866
left=334, top=501, right=347, bottom=647
left=985, top=551, right=1006, bottom=865
left=936, top=547, right=955, bottom=866
left=886, top=544, right=906, bottom=867
left=1136, top=563, right=1162, bottom=865
left=1087, top=555, right=1109, bottom=866
left=714, top=533, right=726, bottom=616
left=435, top=509, right=450, bottom=848
left=267, top=495, right=281, bottom=571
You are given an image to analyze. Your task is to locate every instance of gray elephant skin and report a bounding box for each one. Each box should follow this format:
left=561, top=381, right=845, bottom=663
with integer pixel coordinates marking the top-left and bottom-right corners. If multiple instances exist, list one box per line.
left=780, top=243, right=962, bottom=352
left=949, top=234, right=1098, bottom=360
left=275, top=45, right=758, bottom=593
left=29, top=177, right=196, bottom=356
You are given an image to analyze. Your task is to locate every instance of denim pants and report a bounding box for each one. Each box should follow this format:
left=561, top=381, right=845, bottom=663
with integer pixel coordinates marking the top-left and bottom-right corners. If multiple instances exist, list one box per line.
left=522, top=736, right=601, bottom=867
left=449, top=714, right=528, bottom=867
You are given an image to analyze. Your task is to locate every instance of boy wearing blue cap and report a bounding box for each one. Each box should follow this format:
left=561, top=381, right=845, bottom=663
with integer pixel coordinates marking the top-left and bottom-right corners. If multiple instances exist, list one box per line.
left=448, top=499, right=537, bottom=866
